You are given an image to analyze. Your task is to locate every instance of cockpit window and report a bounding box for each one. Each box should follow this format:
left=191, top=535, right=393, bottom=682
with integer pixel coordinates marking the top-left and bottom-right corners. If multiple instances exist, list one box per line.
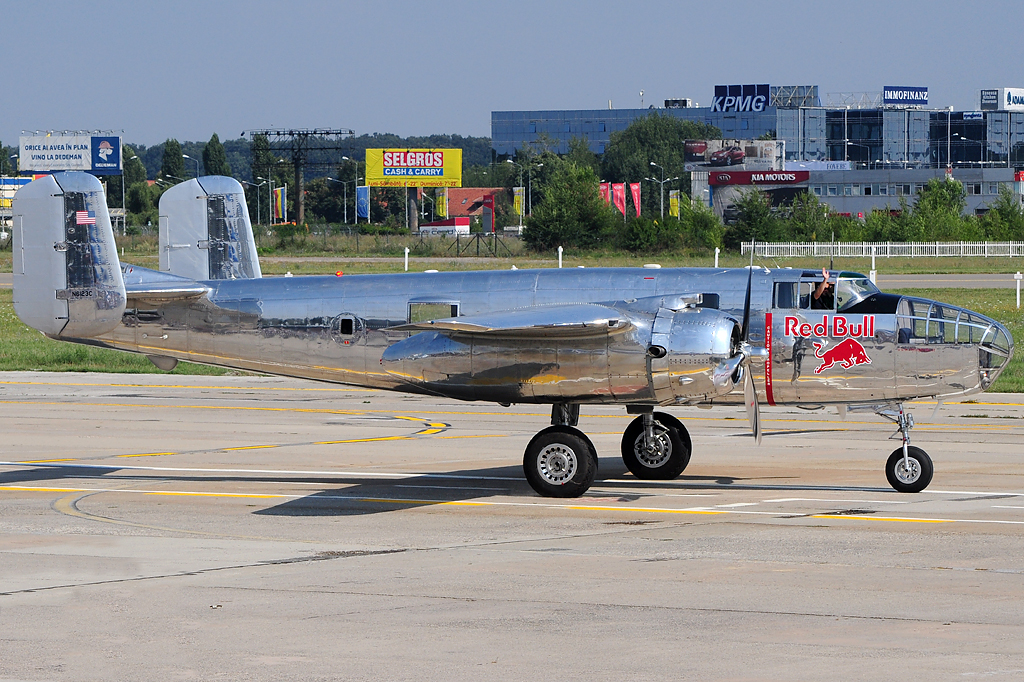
left=835, top=275, right=880, bottom=312
left=897, top=298, right=1013, bottom=361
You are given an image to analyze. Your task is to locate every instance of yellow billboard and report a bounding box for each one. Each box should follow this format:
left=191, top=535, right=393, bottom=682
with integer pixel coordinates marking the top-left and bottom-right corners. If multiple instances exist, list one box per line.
left=365, top=149, right=462, bottom=188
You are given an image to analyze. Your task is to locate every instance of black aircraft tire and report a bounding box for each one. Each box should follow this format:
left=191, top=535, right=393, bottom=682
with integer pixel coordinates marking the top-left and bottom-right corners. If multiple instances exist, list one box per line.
left=885, top=446, right=934, bottom=493
left=523, top=426, right=598, bottom=498
left=621, top=412, right=692, bottom=480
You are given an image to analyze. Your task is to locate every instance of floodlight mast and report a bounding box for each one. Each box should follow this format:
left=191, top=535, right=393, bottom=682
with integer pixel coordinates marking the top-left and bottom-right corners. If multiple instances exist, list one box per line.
left=244, top=128, right=355, bottom=225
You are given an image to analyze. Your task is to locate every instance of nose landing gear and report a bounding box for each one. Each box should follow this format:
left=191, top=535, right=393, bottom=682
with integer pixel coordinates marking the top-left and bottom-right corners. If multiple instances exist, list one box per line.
left=880, top=404, right=933, bottom=493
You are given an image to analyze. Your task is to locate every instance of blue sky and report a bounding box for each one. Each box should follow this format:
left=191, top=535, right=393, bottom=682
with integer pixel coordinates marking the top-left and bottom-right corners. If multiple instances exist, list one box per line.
left=5, top=0, right=1021, bottom=146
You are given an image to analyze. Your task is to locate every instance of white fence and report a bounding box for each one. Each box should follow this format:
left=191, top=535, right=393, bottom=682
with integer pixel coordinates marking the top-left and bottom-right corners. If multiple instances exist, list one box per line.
left=741, top=241, right=1024, bottom=258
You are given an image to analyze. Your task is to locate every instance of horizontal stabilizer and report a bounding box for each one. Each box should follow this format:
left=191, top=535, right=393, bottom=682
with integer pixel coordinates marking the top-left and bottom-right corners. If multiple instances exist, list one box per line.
left=390, top=303, right=634, bottom=339
left=121, top=264, right=209, bottom=304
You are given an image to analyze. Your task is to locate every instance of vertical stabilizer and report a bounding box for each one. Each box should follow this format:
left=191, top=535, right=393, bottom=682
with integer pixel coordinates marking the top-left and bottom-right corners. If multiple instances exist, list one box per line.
left=12, top=172, right=126, bottom=338
left=158, top=176, right=261, bottom=280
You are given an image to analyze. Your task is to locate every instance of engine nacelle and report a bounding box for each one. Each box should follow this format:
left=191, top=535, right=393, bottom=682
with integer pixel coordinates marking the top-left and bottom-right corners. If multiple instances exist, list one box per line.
left=647, top=307, right=742, bottom=404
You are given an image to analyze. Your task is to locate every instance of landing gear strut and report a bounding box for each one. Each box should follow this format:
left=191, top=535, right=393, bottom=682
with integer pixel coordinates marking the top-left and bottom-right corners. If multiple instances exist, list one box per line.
left=881, top=404, right=933, bottom=493
left=523, top=404, right=693, bottom=498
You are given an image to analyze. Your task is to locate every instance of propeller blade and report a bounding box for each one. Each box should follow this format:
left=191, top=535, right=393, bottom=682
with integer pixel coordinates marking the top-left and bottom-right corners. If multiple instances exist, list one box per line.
left=740, top=241, right=754, bottom=340
left=743, top=366, right=762, bottom=444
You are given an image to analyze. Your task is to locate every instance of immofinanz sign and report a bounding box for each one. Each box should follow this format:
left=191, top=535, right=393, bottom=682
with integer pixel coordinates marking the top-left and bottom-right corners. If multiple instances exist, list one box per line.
left=711, top=84, right=769, bottom=113
left=883, top=86, right=928, bottom=106
left=709, top=170, right=809, bottom=186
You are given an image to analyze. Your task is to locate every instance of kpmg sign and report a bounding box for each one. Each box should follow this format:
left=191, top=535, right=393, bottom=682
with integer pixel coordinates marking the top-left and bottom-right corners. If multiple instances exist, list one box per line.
left=882, top=86, right=928, bottom=106
left=711, top=84, right=769, bottom=113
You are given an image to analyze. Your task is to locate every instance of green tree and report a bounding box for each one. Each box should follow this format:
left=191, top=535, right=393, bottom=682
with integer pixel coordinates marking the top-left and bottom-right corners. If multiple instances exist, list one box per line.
left=725, top=189, right=785, bottom=248
left=910, top=178, right=978, bottom=240
left=787, top=191, right=828, bottom=241
left=160, top=139, right=185, bottom=181
left=979, top=185, right=1024, bottom=240
left=1, top=141, right=12, bottom=175
left=123, top=146, right=147, bottom=186
left=563, top=136, right=600, bottom=176
left=601, top=113, right=721, bottom=215
left=523, top=163, right=618, bottom=251
left=681, top=200, right=725, bottom=251
left=202, top=133, right=231, bottom=176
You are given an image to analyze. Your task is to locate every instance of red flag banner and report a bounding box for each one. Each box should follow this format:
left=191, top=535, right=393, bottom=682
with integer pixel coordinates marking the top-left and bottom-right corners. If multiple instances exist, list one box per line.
left=629, top=183, right=641, bottom=217
left=611, top=183, right=626, bottom=215
left=599, top=182, right=610, bottom=204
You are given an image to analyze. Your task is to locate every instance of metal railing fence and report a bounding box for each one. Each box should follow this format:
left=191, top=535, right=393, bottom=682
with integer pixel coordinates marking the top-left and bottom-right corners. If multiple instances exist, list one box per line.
left=741, top=241, right=1024, bottom=258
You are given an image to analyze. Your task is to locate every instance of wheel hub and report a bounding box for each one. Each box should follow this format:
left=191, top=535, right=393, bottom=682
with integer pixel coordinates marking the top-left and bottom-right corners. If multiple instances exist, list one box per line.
left=893, top=457, right=921, bottom=484
left=537, top=443, right=578, bottom=485
left=634, top=427, right=671, bottom=468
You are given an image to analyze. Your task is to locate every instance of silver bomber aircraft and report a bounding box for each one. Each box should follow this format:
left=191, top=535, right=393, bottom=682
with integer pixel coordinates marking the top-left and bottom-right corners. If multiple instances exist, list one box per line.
left=10, top=173, right=1016, bottom=497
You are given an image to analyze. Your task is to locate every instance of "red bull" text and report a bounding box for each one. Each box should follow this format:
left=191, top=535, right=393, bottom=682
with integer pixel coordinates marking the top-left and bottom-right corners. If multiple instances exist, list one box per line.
left=784, top=315, right=874, bottom=339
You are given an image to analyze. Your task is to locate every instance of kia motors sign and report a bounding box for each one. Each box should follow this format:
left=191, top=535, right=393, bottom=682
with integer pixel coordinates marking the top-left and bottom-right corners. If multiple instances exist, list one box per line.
left=709, top=170, right=809, bottom=186
left=882, top=86, right=928, bottom=106
left=711, top=84, right=769, bottom=113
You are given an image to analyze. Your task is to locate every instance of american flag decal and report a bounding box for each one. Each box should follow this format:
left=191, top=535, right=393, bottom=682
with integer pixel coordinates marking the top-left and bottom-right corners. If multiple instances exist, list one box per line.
left=75, top=211, right=96, bottom=225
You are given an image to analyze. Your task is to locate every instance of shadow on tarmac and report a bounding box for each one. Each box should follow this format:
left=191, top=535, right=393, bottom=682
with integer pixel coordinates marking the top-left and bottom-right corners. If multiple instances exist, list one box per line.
left=0, top=457, right=893, bottom=517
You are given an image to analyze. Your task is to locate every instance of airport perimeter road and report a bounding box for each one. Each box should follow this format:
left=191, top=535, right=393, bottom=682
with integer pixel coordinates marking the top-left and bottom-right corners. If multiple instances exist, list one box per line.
left=878, top=273, right=1022, bottom=289
left=2, top=373, right=1024, bottom=680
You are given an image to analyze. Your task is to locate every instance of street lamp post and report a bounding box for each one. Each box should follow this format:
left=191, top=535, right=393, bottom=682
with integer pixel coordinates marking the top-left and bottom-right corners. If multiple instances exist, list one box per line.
left=529, top=163, right=542, bottom=216
left=646, top=161, right=679, bottom=219
left=241, top=179, right=267, bottom=225
left=182, top=154, right=200, bottom=179
left=121, top=153, right=138, bottom=236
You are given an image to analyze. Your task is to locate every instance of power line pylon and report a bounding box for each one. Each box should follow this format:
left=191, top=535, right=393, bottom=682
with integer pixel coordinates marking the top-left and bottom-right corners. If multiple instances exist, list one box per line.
left=244, top=128, right=354, bottom=224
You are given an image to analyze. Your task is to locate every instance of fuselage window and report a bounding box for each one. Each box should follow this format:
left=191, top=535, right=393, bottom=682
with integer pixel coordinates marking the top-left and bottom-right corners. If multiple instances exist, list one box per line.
left=773, top=282, right=798, bottom=309
left=409, top=302, right=460, bottom=323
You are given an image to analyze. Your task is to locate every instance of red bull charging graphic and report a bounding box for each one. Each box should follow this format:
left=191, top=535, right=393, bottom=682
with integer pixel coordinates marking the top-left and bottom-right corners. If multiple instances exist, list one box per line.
left=812, top=338, right=872, bottom=374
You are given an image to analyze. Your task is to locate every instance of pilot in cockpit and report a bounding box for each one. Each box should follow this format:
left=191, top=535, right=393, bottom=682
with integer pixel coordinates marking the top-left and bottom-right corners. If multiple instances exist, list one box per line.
left=811, top=267, right=834, bottom=309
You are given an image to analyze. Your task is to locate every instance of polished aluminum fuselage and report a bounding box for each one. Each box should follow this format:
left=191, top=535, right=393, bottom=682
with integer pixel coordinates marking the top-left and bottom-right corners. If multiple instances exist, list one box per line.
left=79, top=267, right=1010, bottom=407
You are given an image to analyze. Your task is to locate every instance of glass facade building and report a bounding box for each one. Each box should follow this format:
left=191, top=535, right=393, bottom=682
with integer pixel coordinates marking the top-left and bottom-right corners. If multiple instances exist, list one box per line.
left=493, top=103, right=1024, bottom=171
left=491, top=107, right=780, bottom=156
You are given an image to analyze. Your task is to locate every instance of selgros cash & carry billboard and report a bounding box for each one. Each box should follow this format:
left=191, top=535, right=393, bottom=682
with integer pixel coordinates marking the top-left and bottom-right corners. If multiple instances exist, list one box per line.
left=882, top=86, right=928, bottom=106
left=365, top=149, right=463, bottom=187
left=18, top=135, right=122, bottom=174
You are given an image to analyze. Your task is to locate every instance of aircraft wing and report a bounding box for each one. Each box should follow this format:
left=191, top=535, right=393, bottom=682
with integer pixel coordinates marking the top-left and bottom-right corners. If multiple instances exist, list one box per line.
left=390, top=303, right=634, bottom=339
left=121, top=264, right=210, bottom=305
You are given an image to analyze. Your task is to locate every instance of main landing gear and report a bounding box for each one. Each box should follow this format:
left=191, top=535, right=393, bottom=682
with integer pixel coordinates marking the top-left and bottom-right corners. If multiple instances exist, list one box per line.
left=880, top=404, right=933, bottom=493
left=523, top=404, right=692, bottom=498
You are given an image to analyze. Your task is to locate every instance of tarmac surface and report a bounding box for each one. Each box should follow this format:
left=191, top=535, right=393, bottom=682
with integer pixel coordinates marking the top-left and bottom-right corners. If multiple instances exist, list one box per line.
left=2, top=372, right=1024, bottom=680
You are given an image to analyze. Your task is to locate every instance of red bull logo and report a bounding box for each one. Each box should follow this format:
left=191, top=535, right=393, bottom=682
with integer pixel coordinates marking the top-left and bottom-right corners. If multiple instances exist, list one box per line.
left=812, top=338, right=872, bottom=374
